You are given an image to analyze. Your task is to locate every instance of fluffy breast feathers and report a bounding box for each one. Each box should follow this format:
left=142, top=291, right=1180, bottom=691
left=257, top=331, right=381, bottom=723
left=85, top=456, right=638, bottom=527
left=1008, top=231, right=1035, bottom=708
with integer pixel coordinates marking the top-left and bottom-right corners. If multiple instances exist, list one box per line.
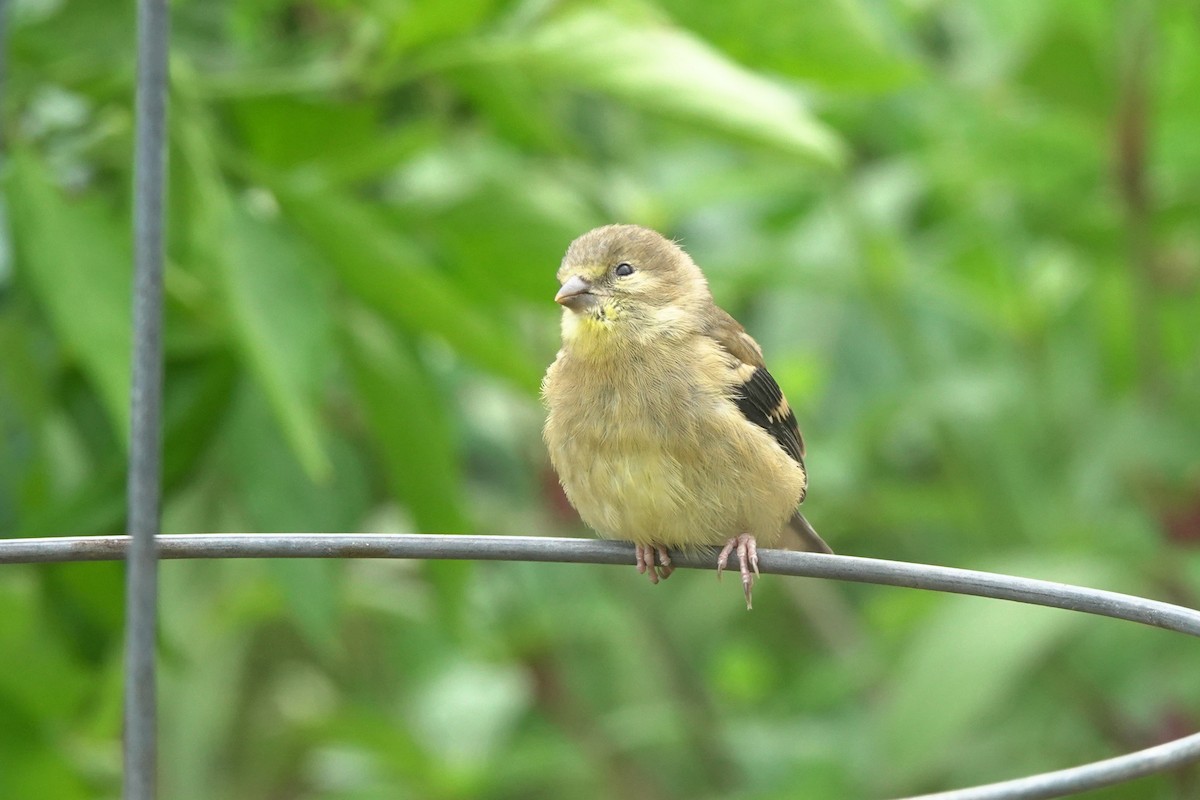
left=542, top=309, right=808, bottom=548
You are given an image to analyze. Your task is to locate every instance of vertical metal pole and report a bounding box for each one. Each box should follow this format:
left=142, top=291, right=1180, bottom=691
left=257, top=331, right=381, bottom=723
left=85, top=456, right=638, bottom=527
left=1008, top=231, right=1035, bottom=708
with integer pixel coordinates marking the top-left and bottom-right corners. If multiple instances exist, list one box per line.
left=125, top=0, right=168, bottom=797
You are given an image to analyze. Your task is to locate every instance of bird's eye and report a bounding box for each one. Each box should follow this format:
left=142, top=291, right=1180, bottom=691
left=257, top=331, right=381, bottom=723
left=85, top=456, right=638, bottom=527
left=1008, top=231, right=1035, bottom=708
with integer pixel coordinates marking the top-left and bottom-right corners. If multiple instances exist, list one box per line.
left=614, top=262, right=635, bottom=277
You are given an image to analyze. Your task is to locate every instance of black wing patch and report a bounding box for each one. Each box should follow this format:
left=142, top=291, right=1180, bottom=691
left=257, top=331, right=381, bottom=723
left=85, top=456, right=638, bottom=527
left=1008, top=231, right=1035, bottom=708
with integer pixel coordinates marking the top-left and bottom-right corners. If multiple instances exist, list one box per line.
left=731, top=366, right=806, bottom=468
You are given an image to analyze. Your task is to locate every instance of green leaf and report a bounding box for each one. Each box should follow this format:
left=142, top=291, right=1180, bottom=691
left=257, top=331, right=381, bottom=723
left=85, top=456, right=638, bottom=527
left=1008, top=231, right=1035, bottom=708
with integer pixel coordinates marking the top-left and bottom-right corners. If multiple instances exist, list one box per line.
left=343, top=313, right=469, bottom=534
left=227, top=95, right=380, bottom=171
left=659, top=0, right=920, bottom=91
left=381, top=0, right=501, bottom=55
left=428, top=183, right=593, bottom=305
left=217, top=385, right=371, bottom=651
left=217, top=204, right=334, bottom=480
left=344, top=313, right=471, bottom=620
left=0, top=751, right=92, bottom=800
left=221, top=383, right=368, bottom=533
left=15, top=358, right=239, bottom=539
left=0, top=308, right=55, bottom=533
left=160, top=357, right=240, bottom=498
left=878, top=555, right=1120, bottom=790
left=271, top=559, right=343, bottom=659
left=0, top=578, right=90, bottom=718
left=484, top=10, right=846, bottom=167
left=172, top=96, right=333, bottom=480
left=273, top=183, right=542, bottom=391
left=7, top=149, right=132, bottom=442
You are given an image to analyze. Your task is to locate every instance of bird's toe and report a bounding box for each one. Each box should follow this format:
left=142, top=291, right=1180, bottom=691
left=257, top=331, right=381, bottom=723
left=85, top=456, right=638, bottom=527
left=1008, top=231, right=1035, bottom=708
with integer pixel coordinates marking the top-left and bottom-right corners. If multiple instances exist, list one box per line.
left=718, top=534, right=759, bottom=610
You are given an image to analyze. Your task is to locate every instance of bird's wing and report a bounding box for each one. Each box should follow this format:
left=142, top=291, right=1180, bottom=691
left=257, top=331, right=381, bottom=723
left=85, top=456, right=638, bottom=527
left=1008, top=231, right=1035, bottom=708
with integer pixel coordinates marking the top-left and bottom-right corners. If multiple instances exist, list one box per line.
left=704, top=307, right=807, bottom=472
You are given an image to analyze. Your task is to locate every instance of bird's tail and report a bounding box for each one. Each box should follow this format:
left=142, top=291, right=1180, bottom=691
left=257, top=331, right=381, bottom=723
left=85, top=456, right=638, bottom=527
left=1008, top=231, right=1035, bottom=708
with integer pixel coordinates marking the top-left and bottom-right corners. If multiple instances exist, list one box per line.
left=785, top=511, right=834, bottom=554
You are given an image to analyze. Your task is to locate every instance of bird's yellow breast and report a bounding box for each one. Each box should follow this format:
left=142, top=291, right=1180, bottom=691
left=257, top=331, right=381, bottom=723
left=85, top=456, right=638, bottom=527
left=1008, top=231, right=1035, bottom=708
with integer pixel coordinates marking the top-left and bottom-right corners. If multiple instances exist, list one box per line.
left=542, top=338, right=805, bottom=549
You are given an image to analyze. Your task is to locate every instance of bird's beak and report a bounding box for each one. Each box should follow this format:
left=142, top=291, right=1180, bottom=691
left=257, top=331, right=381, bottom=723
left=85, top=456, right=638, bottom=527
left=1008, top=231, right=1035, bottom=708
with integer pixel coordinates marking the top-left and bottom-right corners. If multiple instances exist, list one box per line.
left=555, top=274, right=597, bottom=311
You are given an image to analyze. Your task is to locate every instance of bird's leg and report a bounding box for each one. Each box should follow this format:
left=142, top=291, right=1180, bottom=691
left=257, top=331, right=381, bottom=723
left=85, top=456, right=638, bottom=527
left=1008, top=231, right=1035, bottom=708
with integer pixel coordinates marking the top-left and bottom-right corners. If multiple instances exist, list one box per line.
left=716, top=534, right=759, bottom=610
left=635, top=544, right=674, bottom=584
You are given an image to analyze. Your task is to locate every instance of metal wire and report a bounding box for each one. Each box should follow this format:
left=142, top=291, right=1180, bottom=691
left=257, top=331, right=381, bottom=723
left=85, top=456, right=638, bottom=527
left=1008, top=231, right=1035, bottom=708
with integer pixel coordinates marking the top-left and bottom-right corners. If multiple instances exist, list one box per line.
left=1, top=534, right=1198, bottom=799
left=125, top=0, right=169, bottom=797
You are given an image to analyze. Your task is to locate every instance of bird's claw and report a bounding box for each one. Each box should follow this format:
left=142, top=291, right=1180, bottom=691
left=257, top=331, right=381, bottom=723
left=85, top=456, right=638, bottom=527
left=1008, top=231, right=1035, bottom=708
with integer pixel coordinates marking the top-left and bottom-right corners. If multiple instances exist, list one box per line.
left=716, top=534, right=759, bottom=610
left=635, top=544, right=674, bottom=584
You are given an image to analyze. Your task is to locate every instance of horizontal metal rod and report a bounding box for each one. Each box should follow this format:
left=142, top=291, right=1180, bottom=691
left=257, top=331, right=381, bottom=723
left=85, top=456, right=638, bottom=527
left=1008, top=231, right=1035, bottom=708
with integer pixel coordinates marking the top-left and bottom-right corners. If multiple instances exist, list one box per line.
left=2, top=532, right=1199, bottom=800
left=4, top=534, right=1199, bottom=637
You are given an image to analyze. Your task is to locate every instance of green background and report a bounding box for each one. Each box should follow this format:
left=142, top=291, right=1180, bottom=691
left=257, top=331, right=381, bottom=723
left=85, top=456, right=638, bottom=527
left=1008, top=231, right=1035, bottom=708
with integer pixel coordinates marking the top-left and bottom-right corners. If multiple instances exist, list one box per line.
left=2, top=0, right=1199, bottom=797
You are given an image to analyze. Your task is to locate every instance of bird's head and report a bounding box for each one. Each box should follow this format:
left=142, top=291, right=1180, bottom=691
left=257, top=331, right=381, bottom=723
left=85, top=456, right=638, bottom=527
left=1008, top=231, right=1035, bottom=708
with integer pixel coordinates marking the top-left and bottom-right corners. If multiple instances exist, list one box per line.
left=554, top=224, right=711, bottom=351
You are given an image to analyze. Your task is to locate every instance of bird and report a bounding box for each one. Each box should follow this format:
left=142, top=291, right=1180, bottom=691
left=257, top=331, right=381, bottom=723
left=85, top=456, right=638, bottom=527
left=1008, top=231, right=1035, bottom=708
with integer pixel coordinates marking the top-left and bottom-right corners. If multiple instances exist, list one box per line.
left=541, top=224, right=832, bottom=608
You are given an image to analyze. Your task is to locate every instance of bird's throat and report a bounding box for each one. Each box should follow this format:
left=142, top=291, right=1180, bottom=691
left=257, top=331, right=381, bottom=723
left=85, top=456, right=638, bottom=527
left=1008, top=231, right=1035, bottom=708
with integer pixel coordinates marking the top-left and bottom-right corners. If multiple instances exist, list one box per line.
left=561, top=304, right=624, bottom=356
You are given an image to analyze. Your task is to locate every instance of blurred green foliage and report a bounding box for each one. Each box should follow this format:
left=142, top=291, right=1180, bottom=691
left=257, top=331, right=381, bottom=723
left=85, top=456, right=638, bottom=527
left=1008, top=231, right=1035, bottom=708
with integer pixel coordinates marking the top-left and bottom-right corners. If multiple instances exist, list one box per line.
left=2, top=0, right=1200, bottom=797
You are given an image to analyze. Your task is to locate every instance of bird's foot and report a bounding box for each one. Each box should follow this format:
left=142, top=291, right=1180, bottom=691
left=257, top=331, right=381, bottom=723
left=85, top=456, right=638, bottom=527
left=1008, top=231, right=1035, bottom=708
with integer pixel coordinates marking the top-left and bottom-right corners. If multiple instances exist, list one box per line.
left=635, top=544, right=674, bottom=584
left=716, top=534, right=759, bottom=610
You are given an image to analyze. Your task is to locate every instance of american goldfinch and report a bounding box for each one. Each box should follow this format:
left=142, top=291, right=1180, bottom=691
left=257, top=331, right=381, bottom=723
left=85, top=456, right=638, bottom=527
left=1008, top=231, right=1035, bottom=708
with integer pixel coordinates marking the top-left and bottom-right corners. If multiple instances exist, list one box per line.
left=542, top=224, right=832, bottom=608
